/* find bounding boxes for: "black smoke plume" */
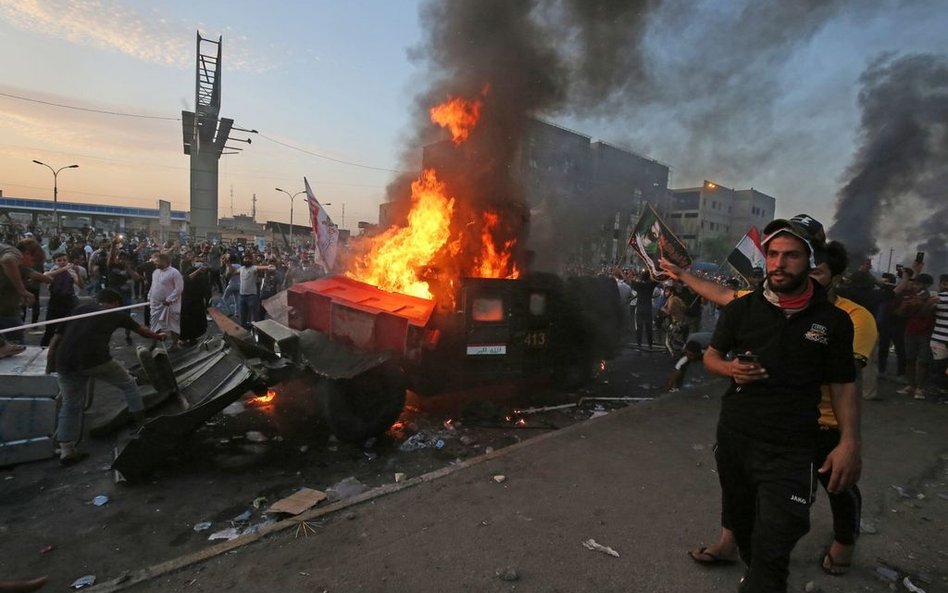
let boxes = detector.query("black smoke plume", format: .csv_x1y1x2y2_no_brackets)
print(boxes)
382,0,657,276
829,53,948,273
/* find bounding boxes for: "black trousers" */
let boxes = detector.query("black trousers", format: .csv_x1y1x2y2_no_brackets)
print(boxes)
815,427,861,546
716,424,818,593
878,321,906,375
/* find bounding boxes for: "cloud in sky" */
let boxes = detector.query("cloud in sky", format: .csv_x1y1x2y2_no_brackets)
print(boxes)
0,0,272,72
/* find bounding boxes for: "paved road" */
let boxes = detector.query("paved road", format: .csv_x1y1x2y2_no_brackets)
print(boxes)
116,375,947,593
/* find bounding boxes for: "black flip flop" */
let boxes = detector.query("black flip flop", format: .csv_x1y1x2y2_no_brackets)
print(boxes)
688,546,738,566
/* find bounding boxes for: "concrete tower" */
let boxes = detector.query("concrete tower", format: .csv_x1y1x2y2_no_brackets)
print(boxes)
181,32,233,240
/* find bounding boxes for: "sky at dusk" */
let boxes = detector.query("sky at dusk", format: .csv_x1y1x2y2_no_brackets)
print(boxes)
0,0,943,258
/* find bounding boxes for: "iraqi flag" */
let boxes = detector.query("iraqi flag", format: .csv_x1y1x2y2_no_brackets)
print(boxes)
304,177,338,270
628,203,692,280
726,226,765,283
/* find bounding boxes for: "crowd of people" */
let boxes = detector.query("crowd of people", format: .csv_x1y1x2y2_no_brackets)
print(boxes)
0,225,331,354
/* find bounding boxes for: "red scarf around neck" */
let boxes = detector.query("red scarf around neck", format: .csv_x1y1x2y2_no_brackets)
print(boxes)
776,278,814,310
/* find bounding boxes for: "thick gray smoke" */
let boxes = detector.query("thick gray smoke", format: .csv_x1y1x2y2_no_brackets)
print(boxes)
384,0,656,275
386,0,935,276
829,53,948,274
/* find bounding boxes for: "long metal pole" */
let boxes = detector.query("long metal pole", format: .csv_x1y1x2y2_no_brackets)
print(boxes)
289,196,294,248
52,169,59,235
0,302,148,335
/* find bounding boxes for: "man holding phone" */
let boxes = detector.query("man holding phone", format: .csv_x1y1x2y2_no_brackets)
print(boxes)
701,215,859,592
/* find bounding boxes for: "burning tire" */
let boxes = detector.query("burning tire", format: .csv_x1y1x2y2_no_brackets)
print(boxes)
316,363,407,443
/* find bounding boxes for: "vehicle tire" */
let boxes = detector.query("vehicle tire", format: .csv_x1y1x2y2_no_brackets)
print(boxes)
316,363,407,443
553,352,594,391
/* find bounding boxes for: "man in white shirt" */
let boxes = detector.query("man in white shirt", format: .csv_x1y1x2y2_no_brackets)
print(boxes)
148,252,183,347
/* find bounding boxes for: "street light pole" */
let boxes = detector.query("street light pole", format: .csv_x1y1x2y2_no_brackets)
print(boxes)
33,160,78,236
275,187,305,249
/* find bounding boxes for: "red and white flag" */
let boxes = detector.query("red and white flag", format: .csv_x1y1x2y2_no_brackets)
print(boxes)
304,177,338,270
726,226,765,283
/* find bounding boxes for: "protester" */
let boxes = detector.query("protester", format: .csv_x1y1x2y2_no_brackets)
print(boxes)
667,239,876,577
895,265,936,399
877,271,908,378
238,255,273,328
39,253,82,347
614,272,633,337
663,332,711,392
52,289,166,465
0,239,48,347
148,252,184,349
630,271,657,349
179,257,212,345
660,283,688,354
698,215,860,592
932,274,948,387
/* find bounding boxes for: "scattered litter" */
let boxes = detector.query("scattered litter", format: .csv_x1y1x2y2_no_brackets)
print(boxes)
326,477,368,502
434,439,445,449
804,580,820,593
364,450,378,462
252,497,268,509
582,538,619,558
39,544,54,554
589,410,608,419
92,495,109,507
903,577,927,593
300,445,309,453
208,527,241,541
493,475,506,484
245,431,268,443
496,567,519,582
938,493,948,501
399,432,432,452
577,396,653,406
874,565,900,583
860,519,878,534
910,428,928,435
233,509,253,522
460,435,475,446
267,488,327,515
222,401,245,416
70,575,96,589
344,512,356,520
294,520,322,538
514,403,577,415
692,444,705,451
394,472,407,483
484,447,494,454
892,484,919,498
193,522,212,532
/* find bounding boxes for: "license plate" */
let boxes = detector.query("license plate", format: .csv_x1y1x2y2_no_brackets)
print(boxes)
466,344,507,355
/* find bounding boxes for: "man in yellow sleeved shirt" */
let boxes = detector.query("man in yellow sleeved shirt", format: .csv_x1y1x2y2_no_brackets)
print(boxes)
661,240,878,577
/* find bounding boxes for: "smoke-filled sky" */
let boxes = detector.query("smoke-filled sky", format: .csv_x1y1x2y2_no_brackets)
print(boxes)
0,0,943,267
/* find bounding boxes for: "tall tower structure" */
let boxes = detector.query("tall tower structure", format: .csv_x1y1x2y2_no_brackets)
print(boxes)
181,32,234,239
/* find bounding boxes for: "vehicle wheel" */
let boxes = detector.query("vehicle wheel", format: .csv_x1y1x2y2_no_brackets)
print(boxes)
316,363,407,443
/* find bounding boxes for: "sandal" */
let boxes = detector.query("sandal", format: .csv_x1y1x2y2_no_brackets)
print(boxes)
689,546,738,566
820,547,851,576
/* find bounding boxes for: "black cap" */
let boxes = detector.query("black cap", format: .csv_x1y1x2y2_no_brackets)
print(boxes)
762,214,826,268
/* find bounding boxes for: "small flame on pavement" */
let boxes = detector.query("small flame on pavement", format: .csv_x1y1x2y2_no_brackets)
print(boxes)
515,418,527,427
600,360,607,372
250,389,277,406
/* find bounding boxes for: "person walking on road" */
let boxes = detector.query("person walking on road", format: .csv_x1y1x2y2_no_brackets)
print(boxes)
148,252,183,349
700,215,860,592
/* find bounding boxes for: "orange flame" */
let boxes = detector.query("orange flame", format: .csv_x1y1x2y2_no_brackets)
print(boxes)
347,169,455,299
430,95,483,145
472,212,520,279
250,389,277,406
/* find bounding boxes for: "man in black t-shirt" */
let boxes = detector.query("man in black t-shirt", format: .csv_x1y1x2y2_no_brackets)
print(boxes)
703,215,860,593
53,289,165,465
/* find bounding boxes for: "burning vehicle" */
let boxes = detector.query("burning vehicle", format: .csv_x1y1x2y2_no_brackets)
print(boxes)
112,92,623,477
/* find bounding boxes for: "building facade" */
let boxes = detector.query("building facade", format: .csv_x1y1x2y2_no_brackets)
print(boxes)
667,182,776,261
420,119,671,272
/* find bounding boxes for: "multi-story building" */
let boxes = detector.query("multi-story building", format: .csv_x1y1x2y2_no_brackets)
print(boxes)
420,118,670,271
667,182,776,261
